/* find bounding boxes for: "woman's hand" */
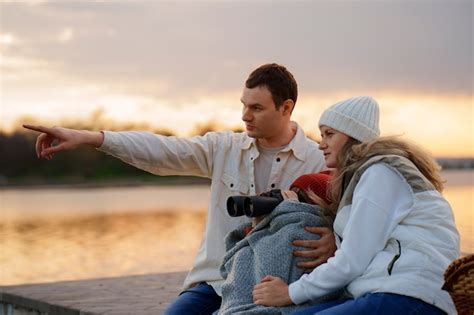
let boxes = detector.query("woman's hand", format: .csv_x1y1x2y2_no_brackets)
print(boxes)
253,275,292,307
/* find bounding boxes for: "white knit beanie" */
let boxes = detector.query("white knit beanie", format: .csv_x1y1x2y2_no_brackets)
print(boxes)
319,96,380,142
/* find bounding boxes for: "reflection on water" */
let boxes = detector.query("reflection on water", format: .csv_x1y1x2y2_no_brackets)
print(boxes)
442,170,474,256
1,170,472,285
444,186,474,254
1,211,206,285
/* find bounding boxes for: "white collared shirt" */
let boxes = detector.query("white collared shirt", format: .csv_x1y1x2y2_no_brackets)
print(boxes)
98,122,326,294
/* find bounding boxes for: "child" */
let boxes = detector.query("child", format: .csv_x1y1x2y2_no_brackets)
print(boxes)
219,172,342,315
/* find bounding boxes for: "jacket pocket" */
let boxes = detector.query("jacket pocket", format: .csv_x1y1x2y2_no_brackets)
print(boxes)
362,251,395,279
387,239,401,275
221,172,249,194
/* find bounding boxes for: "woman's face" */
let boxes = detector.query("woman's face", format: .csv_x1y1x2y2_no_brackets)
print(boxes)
319,125,350,168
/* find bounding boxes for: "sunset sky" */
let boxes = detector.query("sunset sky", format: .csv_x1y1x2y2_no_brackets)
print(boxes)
1,1,472,157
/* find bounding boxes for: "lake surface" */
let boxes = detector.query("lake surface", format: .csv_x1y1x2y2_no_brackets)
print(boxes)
1,170,472,285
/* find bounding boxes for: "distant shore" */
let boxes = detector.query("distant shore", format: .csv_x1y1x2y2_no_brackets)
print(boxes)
2,129,471,190
2,167,472,190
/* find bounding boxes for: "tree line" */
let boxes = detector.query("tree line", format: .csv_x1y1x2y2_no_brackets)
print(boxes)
1,116,471,187
1,115,241,187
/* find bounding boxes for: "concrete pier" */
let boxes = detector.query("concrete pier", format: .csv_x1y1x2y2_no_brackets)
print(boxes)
0,271,187,315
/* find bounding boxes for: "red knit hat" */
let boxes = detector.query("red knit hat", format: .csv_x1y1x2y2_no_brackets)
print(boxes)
289,172,332,205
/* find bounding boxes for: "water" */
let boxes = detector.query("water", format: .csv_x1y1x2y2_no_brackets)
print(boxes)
1,170,472,286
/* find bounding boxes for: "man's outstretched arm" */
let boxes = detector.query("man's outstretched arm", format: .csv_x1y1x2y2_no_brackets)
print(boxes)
23,124,104,160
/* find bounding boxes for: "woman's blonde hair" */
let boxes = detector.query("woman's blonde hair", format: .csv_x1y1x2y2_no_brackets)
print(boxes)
329,136,444,214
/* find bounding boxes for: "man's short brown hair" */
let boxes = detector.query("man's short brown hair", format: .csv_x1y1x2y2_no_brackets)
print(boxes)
245,63,298,110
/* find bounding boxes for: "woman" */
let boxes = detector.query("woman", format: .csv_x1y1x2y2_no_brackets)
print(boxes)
252,96,460,314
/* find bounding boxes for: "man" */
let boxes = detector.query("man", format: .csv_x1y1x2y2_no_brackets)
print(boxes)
24,63,335,314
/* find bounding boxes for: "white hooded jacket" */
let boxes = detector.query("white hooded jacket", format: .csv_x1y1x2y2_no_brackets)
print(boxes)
289,155,460,314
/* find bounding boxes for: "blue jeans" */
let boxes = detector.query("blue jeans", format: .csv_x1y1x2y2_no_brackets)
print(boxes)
163,282,221,315
291,293,445,315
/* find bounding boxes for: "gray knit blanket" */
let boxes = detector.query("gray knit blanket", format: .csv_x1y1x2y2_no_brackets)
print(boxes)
219,200,342,315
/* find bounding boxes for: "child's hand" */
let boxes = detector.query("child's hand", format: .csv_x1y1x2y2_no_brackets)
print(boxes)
280,190,299,201
253,275,292,306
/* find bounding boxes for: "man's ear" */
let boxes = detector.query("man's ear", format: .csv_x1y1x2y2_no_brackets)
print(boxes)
282,99,295,115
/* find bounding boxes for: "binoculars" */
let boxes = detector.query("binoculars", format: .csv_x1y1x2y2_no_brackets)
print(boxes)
226,189,284,217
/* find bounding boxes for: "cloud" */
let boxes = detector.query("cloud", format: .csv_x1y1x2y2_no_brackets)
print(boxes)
0,33,15,45
1,1,472,157
0,1,471,102
57,27,74,43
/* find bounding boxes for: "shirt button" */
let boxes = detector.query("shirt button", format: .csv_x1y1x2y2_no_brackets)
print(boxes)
230,183,234,188
250,157,254,160
276,157,281,162
251,184,254,188
271,183,275,188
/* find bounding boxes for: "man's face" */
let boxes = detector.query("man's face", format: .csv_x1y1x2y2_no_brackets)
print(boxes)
240,86,288,142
